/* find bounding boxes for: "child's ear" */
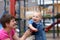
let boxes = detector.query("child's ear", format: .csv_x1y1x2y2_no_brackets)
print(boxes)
28,16,32,20
26,16,32,20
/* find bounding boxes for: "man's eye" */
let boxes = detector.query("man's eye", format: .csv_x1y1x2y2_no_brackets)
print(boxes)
12,20,15,22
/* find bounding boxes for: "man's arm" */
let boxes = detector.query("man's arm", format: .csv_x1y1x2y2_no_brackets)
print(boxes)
13,33,20,40
20,29,32,40
5,38,10,40
13,30,32,40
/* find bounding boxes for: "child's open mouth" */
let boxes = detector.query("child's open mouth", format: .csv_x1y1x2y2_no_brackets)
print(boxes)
34,19,37,21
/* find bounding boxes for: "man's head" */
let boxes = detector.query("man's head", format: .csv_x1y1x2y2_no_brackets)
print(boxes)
32,11,42,23
0,14,17,29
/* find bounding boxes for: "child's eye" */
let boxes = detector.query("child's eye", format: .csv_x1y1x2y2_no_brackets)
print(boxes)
33,16,35,17
36,16,39,18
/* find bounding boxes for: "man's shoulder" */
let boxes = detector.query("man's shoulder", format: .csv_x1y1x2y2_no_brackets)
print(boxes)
0,29,9,39
0,29,3,34
0,29,5,39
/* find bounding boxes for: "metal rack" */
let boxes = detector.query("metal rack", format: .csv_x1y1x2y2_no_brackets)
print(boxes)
3,0,60,38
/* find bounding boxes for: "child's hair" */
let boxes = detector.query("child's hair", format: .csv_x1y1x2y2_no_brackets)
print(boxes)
34,11,42,18
0,14,15,28
26,11,42,20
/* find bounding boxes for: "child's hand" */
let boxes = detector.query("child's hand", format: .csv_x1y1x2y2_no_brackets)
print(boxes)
31,28,38,32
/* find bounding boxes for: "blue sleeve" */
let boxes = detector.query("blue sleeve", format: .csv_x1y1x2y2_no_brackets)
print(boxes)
28,19,33,24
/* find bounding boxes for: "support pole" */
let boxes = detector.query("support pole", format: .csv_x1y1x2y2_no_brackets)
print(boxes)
43,0,45,26
17,0,21,37
56,0,59,37
4,0,6,14
52,0,55,38
40,0,41,12
24,0,26,32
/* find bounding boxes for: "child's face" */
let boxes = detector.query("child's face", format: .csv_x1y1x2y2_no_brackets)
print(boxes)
6,19,17,29
32,12,42,23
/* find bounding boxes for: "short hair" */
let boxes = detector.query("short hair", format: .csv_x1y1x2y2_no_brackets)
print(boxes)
33,11,42,17
0,14,15,28
26,11,42,20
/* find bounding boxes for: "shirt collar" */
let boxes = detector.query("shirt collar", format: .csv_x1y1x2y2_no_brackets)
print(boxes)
36,21,42,25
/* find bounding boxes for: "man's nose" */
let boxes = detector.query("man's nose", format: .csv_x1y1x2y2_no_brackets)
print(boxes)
14,21,17,24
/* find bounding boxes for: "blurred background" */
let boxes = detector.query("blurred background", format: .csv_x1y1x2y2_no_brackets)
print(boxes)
0,0,60,40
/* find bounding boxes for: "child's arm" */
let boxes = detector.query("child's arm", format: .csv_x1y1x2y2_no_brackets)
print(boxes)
28,24,38,32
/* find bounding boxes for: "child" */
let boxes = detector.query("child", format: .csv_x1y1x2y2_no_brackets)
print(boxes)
21,11,47,40
0,14,24,40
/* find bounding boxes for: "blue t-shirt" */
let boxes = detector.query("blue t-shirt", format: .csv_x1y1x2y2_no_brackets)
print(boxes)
28,19,46,40
28,19,44,30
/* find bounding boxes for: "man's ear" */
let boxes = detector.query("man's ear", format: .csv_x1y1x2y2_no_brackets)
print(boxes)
5,23,9,27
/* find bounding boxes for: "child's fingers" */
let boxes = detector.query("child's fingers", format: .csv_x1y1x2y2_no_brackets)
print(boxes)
31,28,38,32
